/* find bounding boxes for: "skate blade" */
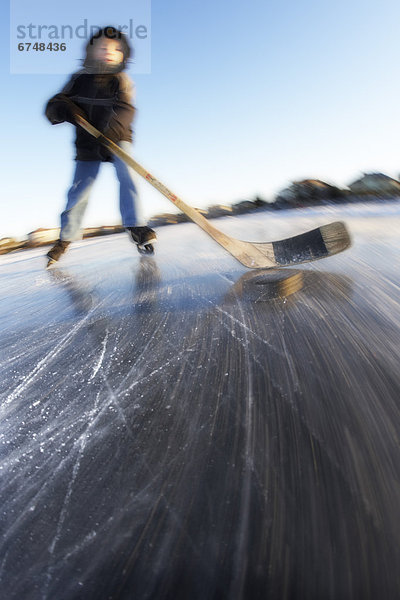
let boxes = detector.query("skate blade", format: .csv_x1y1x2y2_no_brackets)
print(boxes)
46,258,58,269
137,243,155,255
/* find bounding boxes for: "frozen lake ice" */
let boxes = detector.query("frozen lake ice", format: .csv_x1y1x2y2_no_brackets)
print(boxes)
1,204,399,599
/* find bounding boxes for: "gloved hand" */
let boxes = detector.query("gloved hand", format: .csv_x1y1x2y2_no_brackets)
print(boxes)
45,94,87,125
59,96,87,124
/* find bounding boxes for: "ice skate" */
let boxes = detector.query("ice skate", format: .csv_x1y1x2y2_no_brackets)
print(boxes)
126,226,157,255
46,240,70,268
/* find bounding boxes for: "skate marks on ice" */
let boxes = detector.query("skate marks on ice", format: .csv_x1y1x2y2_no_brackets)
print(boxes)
0,232,400,598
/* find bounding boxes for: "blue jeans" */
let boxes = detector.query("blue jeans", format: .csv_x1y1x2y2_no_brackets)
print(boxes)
60,141,144,241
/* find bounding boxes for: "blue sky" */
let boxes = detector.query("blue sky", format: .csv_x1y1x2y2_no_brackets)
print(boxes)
2,0,400,238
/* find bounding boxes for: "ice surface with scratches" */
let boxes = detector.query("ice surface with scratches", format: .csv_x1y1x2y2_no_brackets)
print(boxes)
0,205,400,599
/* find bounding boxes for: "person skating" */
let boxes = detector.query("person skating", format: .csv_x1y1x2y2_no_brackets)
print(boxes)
45,26,156,267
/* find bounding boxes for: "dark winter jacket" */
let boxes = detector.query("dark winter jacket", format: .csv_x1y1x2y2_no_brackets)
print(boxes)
45,69,136,162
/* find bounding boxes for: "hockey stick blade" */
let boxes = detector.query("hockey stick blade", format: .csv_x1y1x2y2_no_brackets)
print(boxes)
75,115,351,269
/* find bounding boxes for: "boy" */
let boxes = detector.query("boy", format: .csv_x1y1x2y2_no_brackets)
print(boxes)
45,26,156,266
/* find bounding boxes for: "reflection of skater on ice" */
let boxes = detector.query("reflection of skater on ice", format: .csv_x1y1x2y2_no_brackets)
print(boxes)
44,26,156,268
46,268,97,315
47,257,162,321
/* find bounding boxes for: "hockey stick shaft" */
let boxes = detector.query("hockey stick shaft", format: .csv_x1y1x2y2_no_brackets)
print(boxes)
75,116,242,254
74,115,351,269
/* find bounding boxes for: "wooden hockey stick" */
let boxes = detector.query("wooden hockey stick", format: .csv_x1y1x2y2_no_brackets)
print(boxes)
75,115,351,269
